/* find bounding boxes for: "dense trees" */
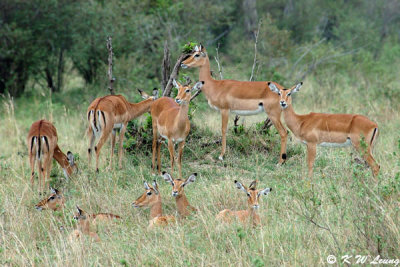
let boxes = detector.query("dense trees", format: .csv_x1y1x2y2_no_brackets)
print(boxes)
1,0,399,97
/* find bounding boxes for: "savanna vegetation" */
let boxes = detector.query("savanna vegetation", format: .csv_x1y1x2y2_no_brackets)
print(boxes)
1,0,400,265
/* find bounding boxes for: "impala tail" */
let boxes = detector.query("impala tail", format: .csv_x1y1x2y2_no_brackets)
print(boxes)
370,127,378,146
88,109,106,138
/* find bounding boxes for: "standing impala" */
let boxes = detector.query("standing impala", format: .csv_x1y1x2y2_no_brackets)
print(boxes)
28,120,77,192
150,80,204,177
162,171,197,217
87,90,155,172
217,180,272,226
181,45,287,163
132,180,176,230
268,82,380,177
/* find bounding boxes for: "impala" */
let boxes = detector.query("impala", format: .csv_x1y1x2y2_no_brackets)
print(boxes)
27,120,77,192
162,171,197,217
87,89,156,172
71,206,121,242
217,180,272,226
35,187,65,211
132,180,176,230
150,80,203,177
268,82,380,177
181,45,288,163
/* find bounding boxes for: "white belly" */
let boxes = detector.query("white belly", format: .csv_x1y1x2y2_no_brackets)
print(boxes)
301,138,352,147
231,104,264,116
113,123,123,130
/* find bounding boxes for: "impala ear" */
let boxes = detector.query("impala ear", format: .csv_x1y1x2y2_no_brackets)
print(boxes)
234,180,248,194
194,45,200,52
50,187,58,194
152,88,159,99
182,173,197,187
152,180,159,194
162,171,174,186
192,81,204,91
67,151,75,166
144,181,151,190
173,79,181,89
76,205,82,215
258,187,272,197
291,82,303,94
268,82,280,94
138,89,151,100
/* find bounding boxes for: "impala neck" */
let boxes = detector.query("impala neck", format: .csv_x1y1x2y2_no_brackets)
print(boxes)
176,102,189,129
176,194,191,216
53,146,72,176
127,98,153,121
283,104,302,134
198,55,215,96
247,208,261,225
149,197,163,219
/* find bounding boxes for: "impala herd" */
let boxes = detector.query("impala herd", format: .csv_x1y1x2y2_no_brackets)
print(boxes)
28,44,380,241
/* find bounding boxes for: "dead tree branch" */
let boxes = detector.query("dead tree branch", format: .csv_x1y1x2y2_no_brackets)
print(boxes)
162,53,187,97
214,43,224,80
107,36,115,95
161,41,171,92
249,20,261,82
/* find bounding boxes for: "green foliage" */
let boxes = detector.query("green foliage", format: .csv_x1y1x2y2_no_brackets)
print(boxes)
182,42,198,53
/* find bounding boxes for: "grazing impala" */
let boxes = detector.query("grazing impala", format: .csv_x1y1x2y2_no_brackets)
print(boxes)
181,45,288,163
217,180,272,226
70,206,122,242
28,120,77,192
87,90,156,172
268,82,380,177
162,171,197,217
151,80,204,177
35,187,65,211
132,180,176,230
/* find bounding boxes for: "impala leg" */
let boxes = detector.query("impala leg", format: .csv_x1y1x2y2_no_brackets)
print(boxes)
177,140,185,178
37,159,44,193
87,127,95,167
351,135,380,177
94,127,112,172
152,125,158,175
29,153,36,188
157,140,162,175
219,109,229,161
117,124,127,169
268,113,288,164
45,156,52,192
168,139,175,175
109,129,116,169
306,143,317,178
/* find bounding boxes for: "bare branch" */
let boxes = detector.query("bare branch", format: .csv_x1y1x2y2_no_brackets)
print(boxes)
162,53,188,97
190,90,202,101
249,20,261,82
107,36,115,95
161,41,171,92
214,43,223,80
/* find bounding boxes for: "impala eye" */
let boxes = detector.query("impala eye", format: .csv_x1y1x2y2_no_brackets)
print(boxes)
49,196,55,200
278,92,281,96
287,92,292,96
247,192,250,197
185,89,190,93
194,54,200,58
147,192,152,196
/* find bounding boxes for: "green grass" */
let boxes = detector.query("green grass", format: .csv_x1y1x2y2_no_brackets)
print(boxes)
0,76,399,266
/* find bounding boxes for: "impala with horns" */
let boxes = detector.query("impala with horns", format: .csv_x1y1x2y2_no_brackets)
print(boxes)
87,89,157,172
181,44,288,163
27,120,77,193
150,80,203,177
35,187,65,211
268,82,380,177
162,171,197,217
132,180,176,230
217,180,272,226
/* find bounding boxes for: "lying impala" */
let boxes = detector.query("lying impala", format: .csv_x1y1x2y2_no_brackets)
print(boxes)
217,180,272,226
70,206,121,242
28,120,77,192
150,80,203,177
87,89,156,172
132,180,175,230
268,82,380,177
181,45,288,163
35,187,65,211
162,171,197,217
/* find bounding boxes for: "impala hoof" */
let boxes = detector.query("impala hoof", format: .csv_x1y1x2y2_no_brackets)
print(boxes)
218,155,224,161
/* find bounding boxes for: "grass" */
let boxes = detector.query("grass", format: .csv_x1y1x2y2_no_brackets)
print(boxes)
0,76,399,266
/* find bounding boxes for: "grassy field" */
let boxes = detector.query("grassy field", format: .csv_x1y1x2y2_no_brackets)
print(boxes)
0,76,399,266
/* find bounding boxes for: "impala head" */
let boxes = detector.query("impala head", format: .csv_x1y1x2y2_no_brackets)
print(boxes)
35,187,65,211
181,44,207,69
174,80,204,104
137,89,156,100
132,181,160,208
65,151,78,177
268,82,303,109
234,180,272,210
73,205,88,220
162,171,197,197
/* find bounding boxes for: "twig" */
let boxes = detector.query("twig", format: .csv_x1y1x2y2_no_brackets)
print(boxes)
106,36,115,95
190,90,202,101
161,41,171,92
214,43,223,80
249,20,261,82
162,53,187,97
